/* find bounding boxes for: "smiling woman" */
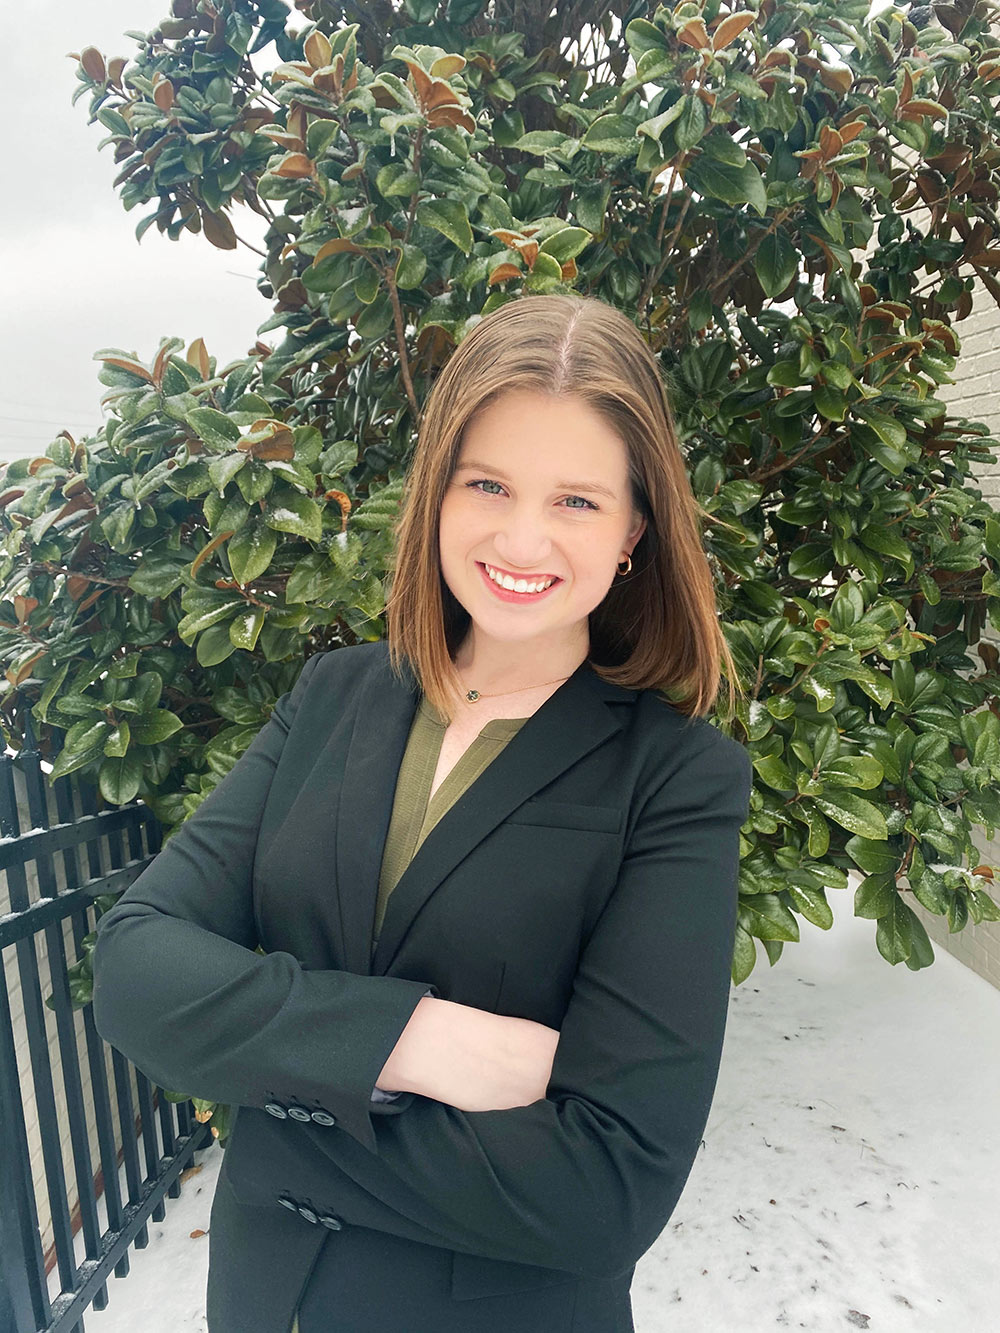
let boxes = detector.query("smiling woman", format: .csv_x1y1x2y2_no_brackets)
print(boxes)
434,389,648,699
386,293,739,725
91,292,753,1333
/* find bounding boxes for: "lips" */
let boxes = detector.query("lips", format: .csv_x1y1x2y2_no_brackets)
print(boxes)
475,562,562,603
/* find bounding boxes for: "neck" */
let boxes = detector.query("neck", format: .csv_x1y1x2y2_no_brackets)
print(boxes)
453,625,590,696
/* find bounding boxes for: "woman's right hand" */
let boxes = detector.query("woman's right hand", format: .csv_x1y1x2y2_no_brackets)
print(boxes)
376,996,560,1112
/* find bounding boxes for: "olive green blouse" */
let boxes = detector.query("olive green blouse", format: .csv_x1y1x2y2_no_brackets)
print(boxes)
372,695,529,952
290,696,528,1333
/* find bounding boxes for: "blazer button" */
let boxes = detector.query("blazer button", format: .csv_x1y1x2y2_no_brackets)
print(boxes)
310,1109,337,1127
318,1214,343,1231
264,1102,288,1119
277,1195,299,1212
286,1104,313,1122
297,1205,319,1225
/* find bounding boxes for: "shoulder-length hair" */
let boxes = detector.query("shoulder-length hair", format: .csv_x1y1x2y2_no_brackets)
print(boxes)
384,292,743,723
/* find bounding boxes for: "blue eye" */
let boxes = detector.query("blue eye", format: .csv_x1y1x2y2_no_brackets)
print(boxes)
464,479,597,511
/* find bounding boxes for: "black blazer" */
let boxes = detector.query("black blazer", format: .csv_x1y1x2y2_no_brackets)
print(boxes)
92,640,752,1333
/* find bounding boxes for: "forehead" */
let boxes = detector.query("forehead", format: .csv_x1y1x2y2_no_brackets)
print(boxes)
459,390,628,468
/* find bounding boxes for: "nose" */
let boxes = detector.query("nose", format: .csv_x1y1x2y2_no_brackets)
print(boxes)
493,501,553,570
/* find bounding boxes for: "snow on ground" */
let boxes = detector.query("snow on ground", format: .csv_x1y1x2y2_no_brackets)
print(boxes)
69,885,999,1332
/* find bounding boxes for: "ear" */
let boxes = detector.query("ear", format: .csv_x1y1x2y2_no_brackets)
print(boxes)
626,512,647,551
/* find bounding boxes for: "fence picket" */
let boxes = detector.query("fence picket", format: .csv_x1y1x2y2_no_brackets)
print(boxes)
0,744,210,1332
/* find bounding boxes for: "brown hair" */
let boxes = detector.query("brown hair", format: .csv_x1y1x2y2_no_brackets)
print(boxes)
384,293,743,723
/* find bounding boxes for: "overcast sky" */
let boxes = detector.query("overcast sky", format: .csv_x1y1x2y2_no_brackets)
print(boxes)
0,0,286,463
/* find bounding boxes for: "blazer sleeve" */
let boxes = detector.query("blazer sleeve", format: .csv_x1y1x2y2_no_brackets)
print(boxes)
90,650,437,1153
269,728,752,1279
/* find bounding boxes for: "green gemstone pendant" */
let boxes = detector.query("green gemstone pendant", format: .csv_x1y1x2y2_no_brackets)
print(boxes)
466,689,481,702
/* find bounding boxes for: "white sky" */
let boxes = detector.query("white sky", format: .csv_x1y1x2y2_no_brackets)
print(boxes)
0,0,286,463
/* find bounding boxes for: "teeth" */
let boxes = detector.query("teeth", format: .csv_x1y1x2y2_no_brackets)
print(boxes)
485,564,554,594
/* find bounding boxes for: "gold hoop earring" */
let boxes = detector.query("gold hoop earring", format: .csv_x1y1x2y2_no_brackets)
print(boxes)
616,554,632,576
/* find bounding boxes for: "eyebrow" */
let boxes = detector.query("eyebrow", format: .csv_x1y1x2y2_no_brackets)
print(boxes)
454,460,620,502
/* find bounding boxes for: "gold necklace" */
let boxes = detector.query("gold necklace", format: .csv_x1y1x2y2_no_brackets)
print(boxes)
461,672,574,704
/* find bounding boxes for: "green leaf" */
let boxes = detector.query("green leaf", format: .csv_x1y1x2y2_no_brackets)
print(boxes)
50,740,105,783
821,360,854,391
856,407,908,451
99,754,143,806
970,888,1000,922
227,520,277,586
731,924,757,984
128,551,189,594
820,755,884,789
700,133,747,168
395,243,427,288
34,661,71,725
512,130,569,155
573,181,611,235
767,360,801,388
53,692,104,719
187,407,242,451
788,543,836,579
177,596,244,644
741,893,801,942
637,100,685,143
208,453,248,493
537,227,591,263
354,265,380,304
98,107,132,137
903,909,934,970
263,489,323,543
911,866,949,915
355,290,394,340
674,95,707,153
875,893,916,964
416,198,473,254
626,17,671,59
787,882,833,929
946,891,969,933
809,792,887,839
229,606,266,651
814,384,848,421
375,163,420,197
129,710,184,744
857,525,914,576
104,722,131,758
196,620,238,667
581,115,638,154
791,803,830,858
845,835,899,875
685,157,767,216
853,424,909,476
101,502,135,551
754,230,798,297
753,753,797,791
854,871,895,919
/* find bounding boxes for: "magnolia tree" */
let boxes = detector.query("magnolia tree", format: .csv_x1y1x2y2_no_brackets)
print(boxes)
2,0,1000,1008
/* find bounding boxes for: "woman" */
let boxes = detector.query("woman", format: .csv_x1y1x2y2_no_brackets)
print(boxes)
92,293,752,1333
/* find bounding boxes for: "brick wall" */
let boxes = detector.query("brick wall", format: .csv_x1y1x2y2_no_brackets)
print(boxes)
909,277,1000,988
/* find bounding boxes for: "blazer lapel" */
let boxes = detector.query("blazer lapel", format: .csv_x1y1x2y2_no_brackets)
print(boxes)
334,647,420,976
369,659,634,977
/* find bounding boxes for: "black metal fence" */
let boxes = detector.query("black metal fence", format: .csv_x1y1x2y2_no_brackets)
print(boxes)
0,714,211,1333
